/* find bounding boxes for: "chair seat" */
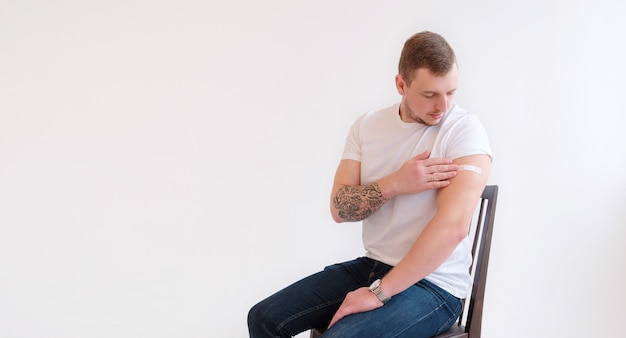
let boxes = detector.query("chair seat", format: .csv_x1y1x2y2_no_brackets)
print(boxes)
311,325,467,338
432,324,467,338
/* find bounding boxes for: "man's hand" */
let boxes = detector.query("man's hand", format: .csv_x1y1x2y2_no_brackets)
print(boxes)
327,287,383,329
380,150,458,197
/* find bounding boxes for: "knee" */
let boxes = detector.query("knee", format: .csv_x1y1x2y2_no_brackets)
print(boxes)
247,302,263,333
247,300,275,337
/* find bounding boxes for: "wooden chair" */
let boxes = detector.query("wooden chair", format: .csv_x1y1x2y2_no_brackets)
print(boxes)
310,185,499,338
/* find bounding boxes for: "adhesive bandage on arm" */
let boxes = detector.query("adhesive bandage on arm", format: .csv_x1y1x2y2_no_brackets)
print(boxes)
458,164,482,174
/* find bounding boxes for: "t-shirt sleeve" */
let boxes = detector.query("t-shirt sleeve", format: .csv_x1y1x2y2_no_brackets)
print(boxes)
341,115,364,162
444,115,494,161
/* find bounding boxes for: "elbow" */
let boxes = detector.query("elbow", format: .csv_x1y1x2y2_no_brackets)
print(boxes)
439,226,467,251
442,219,472,247
456,218,473,243
330,208,345,223
451,226,468,244
433,212,473,246
330,194,347,223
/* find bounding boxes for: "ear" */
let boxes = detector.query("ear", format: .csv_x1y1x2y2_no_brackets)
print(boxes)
395,74,407,95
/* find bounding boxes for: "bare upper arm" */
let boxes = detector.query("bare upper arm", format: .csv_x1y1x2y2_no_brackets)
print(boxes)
331,159,361,191
434,154,492,233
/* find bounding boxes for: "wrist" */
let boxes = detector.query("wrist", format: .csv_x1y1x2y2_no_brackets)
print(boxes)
368,279,391,304
376,176,398,199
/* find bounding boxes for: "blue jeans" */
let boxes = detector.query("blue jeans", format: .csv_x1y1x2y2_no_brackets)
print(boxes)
248,257,463,338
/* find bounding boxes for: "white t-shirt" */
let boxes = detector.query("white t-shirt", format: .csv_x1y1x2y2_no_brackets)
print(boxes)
341,102,493,298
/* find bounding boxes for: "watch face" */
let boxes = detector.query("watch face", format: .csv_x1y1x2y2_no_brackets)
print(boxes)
369,279,389,303
369,279,381,291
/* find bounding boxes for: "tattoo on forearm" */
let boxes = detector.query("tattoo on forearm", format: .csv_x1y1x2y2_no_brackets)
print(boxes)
333,182,389,221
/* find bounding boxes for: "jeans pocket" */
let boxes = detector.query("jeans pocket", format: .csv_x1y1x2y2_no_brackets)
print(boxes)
367,260,393,284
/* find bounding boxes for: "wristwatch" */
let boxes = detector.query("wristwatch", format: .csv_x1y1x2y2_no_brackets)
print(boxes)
368,279,391,304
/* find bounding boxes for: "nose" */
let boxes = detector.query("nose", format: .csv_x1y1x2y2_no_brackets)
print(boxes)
435,96,448,112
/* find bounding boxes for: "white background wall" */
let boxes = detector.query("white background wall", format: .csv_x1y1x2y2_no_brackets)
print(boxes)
1,1,625,337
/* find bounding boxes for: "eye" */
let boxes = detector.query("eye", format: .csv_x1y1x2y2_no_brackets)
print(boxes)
422,93,435,98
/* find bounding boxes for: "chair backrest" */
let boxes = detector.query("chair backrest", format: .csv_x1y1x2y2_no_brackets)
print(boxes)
312,185,499,338
456,184,499,337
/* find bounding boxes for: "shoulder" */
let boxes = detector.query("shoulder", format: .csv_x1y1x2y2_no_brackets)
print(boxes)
435,104,493,160
348,103,401,137
439,104,486,134
441,104,477,124
360,103,400,123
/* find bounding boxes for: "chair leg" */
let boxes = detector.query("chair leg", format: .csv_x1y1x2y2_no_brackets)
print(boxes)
310,328,324,338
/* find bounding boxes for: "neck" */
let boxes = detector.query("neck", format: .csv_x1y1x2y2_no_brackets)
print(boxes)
398,102,427,125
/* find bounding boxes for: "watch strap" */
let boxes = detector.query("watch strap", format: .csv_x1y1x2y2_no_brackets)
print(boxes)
369,279,390,304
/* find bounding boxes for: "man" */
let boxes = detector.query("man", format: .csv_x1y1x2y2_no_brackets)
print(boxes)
248,31,493,338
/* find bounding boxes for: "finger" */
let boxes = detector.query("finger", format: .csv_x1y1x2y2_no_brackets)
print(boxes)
428,180,452,188
423,157,454,166
327,301,348,329
410,150,430,161
430,171,456,182
433,164,459,173
327,314,339,329
425,173,436,183
435,171,457,180
327,310,345,329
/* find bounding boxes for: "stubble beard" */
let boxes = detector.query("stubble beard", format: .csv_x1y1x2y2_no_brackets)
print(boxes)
401,102,440,126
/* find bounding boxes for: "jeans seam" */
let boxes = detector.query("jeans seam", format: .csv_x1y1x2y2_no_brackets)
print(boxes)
393,284,461,338
434,299,463,335
433,296,463,335
393,301,445,338
273,298,344,336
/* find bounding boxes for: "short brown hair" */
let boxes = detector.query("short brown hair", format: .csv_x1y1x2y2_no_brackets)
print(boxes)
398,31,456,85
